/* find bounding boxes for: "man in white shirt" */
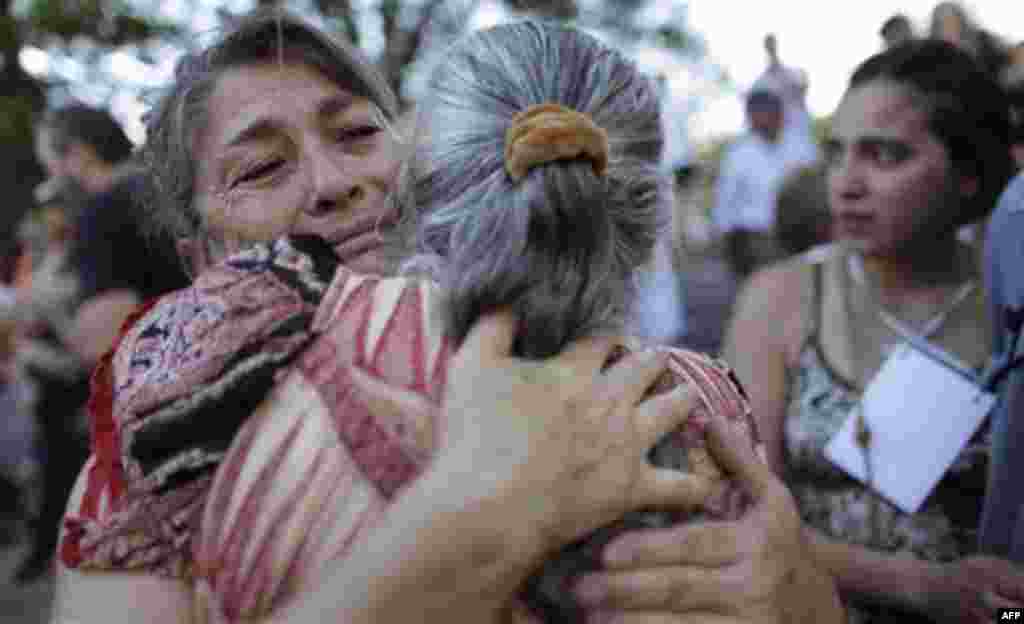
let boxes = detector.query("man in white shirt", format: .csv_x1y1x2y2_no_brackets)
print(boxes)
714,89,816,278
754,34,819,163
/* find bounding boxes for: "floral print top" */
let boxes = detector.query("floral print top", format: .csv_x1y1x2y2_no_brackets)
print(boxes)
783,260,989,624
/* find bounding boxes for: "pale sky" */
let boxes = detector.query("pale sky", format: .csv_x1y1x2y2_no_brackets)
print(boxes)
686,0,1023,141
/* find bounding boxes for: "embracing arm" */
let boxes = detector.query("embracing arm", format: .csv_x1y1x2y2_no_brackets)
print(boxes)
551,264,845,624
53,458,541,624
51,458,194,624
271,457,546,624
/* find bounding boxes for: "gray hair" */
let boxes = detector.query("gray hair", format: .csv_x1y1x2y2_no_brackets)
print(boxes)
138,8,398,242
397,20,670,358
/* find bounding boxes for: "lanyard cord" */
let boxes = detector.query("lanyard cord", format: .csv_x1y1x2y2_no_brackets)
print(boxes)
847,253,977,344
846,253,977,544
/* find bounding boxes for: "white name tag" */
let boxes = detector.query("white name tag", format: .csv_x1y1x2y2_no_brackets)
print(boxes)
825,345,995,514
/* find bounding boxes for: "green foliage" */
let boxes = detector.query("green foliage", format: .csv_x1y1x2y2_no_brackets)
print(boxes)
812,114,832,145
653,24,692,52
20,0,177,43
0,15,17,52
0,96,36,144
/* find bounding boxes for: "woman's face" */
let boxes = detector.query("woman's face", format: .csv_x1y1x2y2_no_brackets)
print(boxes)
824,80,972,257
192,61,401,274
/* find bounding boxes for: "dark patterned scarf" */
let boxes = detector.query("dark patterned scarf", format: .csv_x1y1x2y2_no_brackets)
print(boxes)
63,236,339,576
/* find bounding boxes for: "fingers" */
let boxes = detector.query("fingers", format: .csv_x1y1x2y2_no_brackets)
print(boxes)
983,589,1023,612
634,384,697,449
703,414,774,500
545,335,624,395
630,468,713,516
602,348,670,407
455,309,518,366
602,521,744,570
574,566,741,614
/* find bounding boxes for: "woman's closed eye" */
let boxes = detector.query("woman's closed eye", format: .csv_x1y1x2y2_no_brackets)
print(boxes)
332,124,382,145
232,158,286,187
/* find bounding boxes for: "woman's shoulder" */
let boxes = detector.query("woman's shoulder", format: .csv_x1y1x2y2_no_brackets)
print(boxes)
110,241,327,430
312,268,450,400
728,244,840,362
735,244,836,318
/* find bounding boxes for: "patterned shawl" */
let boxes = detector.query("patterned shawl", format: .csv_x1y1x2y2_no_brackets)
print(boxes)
61,236,339,577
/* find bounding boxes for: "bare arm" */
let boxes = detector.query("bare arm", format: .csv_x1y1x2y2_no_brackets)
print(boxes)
721,265,933,610
67,290,141,365
721,263,803,476
51,458,194,624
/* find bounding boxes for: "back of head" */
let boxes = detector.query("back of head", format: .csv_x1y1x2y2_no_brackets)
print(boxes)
140,8,397,242
400,20,667,358
41,103,133,166
775,165,831,255
879,14,913,46
745,89,783,141
929,1,971,39
850,39,1013,225
746,89,783,114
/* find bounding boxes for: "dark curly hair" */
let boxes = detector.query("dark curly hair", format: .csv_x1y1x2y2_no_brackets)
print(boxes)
849,39,1013,226
40,104,134,165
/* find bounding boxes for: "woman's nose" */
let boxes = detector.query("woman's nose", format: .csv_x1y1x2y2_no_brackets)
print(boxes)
829,157,867,201
304,146,365,217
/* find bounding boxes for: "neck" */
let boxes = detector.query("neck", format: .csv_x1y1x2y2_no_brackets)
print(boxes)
82,163,119,195
850,235,971,294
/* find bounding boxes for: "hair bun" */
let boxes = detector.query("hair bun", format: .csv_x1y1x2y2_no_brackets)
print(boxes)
504,103,609,181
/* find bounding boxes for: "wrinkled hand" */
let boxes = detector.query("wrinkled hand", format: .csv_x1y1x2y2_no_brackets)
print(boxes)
923,555,1024,623
571,416,844,624
438,311,709,554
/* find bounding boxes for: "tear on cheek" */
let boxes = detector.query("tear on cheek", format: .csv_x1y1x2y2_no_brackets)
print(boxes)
206,191,304,244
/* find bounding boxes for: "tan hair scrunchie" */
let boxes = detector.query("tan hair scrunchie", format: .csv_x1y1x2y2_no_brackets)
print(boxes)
504,103,609,181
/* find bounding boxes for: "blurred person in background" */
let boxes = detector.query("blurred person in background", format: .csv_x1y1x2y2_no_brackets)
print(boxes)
754,33,818,164
1003,42,1024,170
35,104,190,365
980,173,1024,568
880,14,916,50
724,40,1022,622
15,104,190,584
929,2,1010,81
713,89,817,280
774,164,833,257
0,293,33,548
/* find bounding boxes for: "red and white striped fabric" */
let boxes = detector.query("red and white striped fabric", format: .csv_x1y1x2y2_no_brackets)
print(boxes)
191,267,756,623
